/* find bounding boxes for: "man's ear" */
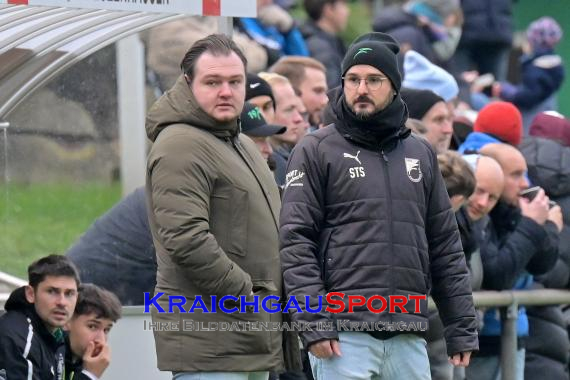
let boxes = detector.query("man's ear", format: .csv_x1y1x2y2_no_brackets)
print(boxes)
24,285,35,304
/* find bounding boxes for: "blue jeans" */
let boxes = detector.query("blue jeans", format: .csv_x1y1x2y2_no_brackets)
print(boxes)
309,332,431,380
464,348,525,380
172,372,269,380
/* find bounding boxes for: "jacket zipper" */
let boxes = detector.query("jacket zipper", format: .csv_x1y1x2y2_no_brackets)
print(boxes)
381,149,395,319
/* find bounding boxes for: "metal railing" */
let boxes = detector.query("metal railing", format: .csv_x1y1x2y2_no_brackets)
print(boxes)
2,289,569,379
471,290,570,380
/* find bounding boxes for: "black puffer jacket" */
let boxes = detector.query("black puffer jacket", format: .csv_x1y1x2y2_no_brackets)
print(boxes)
520,136,570,380
280,93,478,356
0,287,66,380
459,0,513,46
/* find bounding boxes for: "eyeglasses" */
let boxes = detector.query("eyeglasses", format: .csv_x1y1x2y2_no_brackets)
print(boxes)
342,75,388,91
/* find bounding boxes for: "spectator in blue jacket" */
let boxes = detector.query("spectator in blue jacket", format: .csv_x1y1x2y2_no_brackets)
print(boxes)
493,17,565,133
237,0,309,67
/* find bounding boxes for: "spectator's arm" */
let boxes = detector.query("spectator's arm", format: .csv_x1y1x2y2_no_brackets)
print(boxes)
280,135,337,348
481,216,557,290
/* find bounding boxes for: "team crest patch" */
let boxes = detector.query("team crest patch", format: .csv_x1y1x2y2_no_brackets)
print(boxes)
405,158,422,183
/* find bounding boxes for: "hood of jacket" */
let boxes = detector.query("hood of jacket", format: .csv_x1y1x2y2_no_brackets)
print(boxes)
373,6,416,34
5,286,33,313
520,136,570,198
146,75,240,142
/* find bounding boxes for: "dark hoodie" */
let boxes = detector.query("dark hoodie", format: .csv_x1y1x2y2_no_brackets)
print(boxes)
280,87,479,355
300,20,346,88
0,287,66,380
372,5,436,64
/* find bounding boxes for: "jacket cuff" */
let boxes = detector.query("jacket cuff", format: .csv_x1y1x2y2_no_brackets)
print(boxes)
301,328,339,350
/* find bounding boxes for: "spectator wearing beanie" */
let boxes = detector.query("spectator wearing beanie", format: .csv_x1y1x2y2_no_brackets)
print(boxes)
493,17,565,133
529,111,570,147
401,87,453,153
459,101,523,153
282,31,478,380
246,73,277,123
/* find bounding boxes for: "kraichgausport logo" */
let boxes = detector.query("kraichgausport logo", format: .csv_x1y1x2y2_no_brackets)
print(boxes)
354,47,373,59
144,292,427,314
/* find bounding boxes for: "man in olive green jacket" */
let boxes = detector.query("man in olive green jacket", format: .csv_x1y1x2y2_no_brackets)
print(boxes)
145,34,284,379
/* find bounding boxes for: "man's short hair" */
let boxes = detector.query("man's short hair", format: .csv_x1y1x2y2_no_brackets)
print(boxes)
304,0,343,21
74,284,122,322
269,56,326,93
258,72,291,88
437,151,476,199
28,255,80,289
180,34,247,78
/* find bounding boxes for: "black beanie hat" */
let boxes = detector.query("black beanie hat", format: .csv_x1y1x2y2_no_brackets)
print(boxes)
400,87,444,120
246,73,275,107
341,32,402,92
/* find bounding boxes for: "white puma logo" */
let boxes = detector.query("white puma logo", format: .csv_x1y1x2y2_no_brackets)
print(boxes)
343,151,361,165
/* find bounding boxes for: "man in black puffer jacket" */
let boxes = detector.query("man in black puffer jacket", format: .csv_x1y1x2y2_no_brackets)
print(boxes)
280,32,478,380
520,112,570,380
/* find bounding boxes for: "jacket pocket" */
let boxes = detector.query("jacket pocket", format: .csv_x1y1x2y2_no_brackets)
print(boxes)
210,185,249,257
227,186,249,257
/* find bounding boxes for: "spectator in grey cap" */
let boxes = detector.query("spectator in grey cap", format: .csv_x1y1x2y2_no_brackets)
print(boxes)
280,31,478,380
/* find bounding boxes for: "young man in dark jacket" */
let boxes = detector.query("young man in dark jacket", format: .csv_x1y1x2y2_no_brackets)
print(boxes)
64,284,122,380
0,255,80,380
301,0,349,88
280,32,478,380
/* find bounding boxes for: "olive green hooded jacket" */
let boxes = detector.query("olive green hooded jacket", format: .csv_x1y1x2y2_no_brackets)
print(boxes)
145,75,283,372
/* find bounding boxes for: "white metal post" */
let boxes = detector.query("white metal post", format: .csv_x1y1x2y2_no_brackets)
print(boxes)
116,34,147,197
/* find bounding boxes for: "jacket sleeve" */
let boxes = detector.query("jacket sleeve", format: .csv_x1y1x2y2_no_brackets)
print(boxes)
500,64,563,109
481,217,559,291
0,332,43,380
147,134,252,298
279,135,338,348
424,146,479,356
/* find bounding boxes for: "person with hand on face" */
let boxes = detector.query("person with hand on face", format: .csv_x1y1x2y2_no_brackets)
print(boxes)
280,32,478,380
64,284,122,380
465,143,560,380
0,255,80,380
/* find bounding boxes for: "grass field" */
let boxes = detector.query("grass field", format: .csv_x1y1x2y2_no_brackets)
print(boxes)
0,182,122,278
